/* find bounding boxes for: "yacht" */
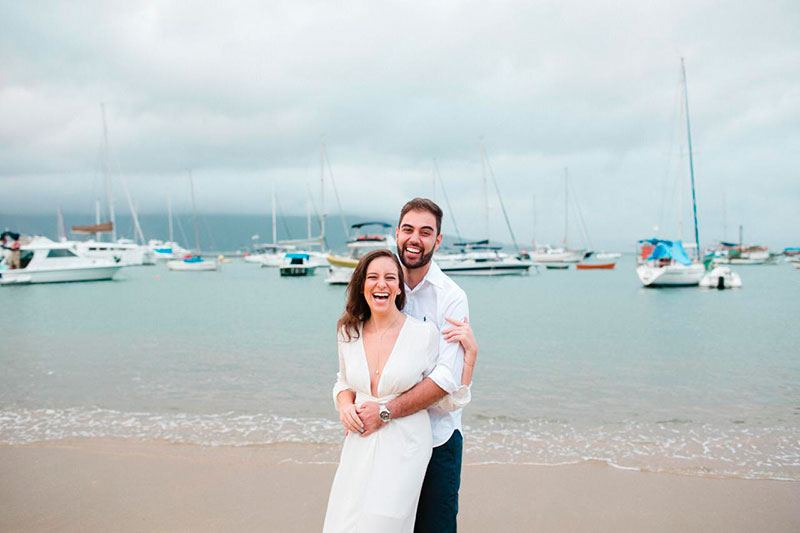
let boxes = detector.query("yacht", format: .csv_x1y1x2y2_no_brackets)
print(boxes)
523,244,587,265
438,241,532,276
325,222,395,285
0,237,123,285
74,239,156,266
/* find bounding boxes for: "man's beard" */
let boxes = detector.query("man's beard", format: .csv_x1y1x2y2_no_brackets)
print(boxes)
397,243,435,269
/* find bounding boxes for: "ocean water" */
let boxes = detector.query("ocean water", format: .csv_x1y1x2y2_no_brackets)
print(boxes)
1,257,799,480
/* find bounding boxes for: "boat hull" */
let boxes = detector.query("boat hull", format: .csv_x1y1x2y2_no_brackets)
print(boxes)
166,260,219,271
700,267,742,289
576,263,616,270
0,265,122,284
439,263,531,276
636,263,704,287
280,267,316,277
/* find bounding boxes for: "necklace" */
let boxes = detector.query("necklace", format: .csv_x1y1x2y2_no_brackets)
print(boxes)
370,313,401,375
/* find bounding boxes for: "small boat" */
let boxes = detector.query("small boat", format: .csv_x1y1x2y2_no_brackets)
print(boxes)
524,245,586,265
783,247,800,257
699,266,742,289
0,237,122,285
576,251,621,270
280,253,316,277
166,255,218,271
438,241,531,276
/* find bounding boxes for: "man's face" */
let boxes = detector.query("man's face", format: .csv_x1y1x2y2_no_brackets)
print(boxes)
396,209,442,270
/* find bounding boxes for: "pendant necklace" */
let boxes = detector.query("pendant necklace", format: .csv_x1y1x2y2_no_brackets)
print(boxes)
372,312,400,375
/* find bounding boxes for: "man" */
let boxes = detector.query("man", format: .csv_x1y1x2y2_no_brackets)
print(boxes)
357,198,477,533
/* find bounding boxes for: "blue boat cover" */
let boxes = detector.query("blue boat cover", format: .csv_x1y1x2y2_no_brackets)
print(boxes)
285,253,310,259
639,239,692,265
184,256,204,263
155,248,173,253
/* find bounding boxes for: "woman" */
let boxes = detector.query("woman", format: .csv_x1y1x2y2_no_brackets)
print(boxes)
323,249,473,532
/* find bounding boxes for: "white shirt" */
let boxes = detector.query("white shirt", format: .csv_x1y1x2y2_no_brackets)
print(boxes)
403,260,469,447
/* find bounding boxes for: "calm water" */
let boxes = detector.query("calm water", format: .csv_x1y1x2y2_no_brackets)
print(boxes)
1,257,799,480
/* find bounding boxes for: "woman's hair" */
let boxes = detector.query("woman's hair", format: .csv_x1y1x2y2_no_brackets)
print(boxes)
337,249,406,342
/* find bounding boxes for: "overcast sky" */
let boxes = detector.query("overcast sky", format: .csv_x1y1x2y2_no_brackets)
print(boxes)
1,0,798,249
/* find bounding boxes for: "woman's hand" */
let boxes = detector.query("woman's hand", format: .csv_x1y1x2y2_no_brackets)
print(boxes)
338,401,365,436
443,316,477,385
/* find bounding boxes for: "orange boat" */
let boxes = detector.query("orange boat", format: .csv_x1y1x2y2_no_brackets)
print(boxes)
576,262,616,270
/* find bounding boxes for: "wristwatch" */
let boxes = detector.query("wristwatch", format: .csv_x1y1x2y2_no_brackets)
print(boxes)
379,403,391,423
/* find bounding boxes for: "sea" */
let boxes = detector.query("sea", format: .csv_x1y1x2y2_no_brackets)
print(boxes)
1,257,799,481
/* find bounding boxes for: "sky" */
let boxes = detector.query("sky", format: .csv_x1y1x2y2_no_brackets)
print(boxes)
1,0,798,250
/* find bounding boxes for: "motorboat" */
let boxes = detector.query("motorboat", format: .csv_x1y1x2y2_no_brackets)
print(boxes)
700,266,742,289
74,239,156,266
438,241,532,276
280,253,316,277
0,237,123,285
523,245,587,265
166,256,219,271
576,251,621,270
325,222,396,285
636,239,705,287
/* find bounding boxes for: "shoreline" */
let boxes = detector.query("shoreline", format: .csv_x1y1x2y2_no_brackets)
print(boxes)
2,439,799,532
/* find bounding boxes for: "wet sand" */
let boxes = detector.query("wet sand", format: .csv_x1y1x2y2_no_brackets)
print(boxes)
1,439,798,532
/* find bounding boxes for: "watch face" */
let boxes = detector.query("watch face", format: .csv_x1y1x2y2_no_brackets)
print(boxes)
380,411,390,422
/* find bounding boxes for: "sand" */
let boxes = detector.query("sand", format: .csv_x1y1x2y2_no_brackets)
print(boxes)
1,439,798,532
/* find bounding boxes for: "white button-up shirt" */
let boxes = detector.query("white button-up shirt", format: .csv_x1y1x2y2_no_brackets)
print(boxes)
403,260,469,447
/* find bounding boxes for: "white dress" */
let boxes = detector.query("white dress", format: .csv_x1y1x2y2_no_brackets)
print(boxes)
323,316,440,533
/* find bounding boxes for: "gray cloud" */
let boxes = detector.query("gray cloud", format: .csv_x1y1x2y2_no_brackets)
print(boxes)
1,0,799,249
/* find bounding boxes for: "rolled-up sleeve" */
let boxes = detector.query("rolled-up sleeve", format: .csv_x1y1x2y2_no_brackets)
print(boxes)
425,292,469,395
332,339,351,410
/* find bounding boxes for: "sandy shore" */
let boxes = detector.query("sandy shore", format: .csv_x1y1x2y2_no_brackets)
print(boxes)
1,439,798,532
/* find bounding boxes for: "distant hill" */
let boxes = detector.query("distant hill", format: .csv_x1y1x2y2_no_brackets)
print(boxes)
0,213,478,253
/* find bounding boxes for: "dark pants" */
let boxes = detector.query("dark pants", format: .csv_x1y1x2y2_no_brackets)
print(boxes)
415,430,463,533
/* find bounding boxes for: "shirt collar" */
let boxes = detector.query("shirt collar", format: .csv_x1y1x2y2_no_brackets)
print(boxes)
407,259,446,291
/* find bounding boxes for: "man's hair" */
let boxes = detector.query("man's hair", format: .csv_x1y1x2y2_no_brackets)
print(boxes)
398,198,443,235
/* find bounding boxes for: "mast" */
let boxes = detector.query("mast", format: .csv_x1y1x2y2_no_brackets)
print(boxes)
57,203,66,242
563,167,569,246
722,191,727,241
94,199,101,241
188,171,201,253
433,159,463,241
101,103,116,241
320,139,327,246
532,194,537,249
306,186,312,239
168,197,174,243
681,58,701,258
480,138,489,241
271,181,277,244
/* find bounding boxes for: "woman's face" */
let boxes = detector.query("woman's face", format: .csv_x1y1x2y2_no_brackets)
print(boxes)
363,256,401,314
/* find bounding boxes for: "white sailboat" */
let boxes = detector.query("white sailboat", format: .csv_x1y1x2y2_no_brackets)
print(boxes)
325,222,396,284
166,172,219,272
437,140,531,276
637,59,708,288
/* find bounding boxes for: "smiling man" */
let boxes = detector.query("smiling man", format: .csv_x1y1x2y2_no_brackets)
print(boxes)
356,197,477,533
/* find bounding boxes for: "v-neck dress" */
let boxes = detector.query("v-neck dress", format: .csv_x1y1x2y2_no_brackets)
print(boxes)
323,316,439,533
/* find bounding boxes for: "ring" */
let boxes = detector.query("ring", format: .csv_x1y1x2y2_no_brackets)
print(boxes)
358,428,365,434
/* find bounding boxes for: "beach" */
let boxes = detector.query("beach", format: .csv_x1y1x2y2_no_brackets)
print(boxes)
2,439,798,532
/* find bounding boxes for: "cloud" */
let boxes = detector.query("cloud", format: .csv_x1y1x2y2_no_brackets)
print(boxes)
1,0,799,248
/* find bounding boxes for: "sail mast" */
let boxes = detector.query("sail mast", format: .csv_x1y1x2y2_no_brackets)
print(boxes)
168,197,174,243
271,181,277,244
563,167,569,246
480,138,489,241
101,103,116,241
188,170,201,253
681,58,701,258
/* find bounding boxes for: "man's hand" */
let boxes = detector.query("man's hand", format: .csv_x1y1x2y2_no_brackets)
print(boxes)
443,316,477,366
356,402,386,437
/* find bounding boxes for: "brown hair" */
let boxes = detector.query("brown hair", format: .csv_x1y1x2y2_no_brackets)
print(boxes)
399,198,443,235
337,249,406,342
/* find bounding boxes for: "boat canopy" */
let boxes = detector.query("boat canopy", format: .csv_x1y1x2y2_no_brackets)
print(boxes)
183,256,204,263
285,253,310,259
639,239,692,265
351,222,393,229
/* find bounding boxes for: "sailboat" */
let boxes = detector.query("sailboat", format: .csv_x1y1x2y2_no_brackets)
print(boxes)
525,168,588,267
437,140,531,276
637,59,707,288
166,172,219,271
